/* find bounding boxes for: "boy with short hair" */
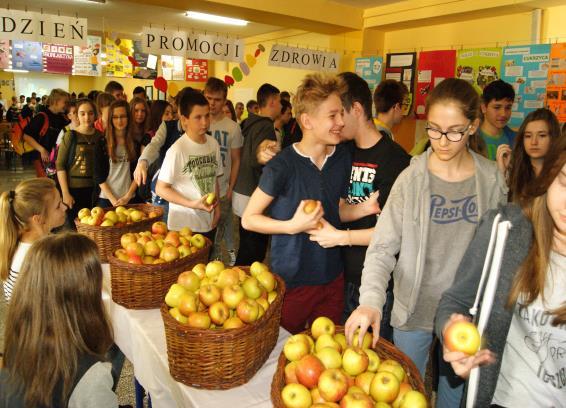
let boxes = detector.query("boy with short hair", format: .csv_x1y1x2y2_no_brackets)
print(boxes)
478,79,516,161
104,80,126,101
373,80,409,141
156,90,222,241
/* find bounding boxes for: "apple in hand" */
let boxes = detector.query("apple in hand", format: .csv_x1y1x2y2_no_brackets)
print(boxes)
317,368,348,402
444,320,481,355
370,371,400,403
351,329,373,349
311,316,336,340
205,192,217,205
284,335,311,362
295,354,325,389
342,347,369,376
281,383,312,408
303,199,318,214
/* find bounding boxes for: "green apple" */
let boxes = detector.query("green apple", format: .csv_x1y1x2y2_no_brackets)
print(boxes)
165,283,187,308
342,347,369,376
222,284,245,309
169,307,188,324
177,271,200,292
283,334,311,362
190,233,206,249
249,261,269,277
205,260,225,278
370,371,400,404
311,316,336,340
77,208,91,220
256,270,276,292
281,383,312,408
242,276,262,299
315,333,341,353
315,347,342,369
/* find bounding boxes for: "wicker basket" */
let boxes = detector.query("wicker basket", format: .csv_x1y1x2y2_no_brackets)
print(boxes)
107,238,211,309
75,203,164,262
160,268,286,390
270,326,426,407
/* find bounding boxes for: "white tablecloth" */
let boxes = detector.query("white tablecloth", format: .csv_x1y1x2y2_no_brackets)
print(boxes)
101,264,290,408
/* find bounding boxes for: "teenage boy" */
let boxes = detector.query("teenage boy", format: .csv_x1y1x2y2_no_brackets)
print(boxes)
233,84,281,265
309,72,410,340
204,77,244,265
478,79,516,161
155,90,222,241
105,80,126,101
373,80,409,141
242,74,377,333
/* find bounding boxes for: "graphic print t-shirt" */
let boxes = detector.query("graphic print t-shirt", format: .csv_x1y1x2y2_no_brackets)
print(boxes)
210,117,243,197
158,134,223,232
493,251,566,407
479,126,516,161
403,172,478,331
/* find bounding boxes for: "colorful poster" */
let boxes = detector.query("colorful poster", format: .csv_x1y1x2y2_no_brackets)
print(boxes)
456,48,502,94
11,40,42,71
0,40,10,69
104,37,133,78
385,52,416,115
355,56,383,92
185,59,208,82
42,43,74,74
415,50,457,119
73,35,101,76
161,55,184,80
546,43,566,122
501,44,551,128
133,40,157,80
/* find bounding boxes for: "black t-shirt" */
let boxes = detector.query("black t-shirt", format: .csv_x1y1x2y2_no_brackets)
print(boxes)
23,109,69,158
342,133,411,284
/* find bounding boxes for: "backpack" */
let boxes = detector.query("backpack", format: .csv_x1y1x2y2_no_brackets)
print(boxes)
10,112,49,156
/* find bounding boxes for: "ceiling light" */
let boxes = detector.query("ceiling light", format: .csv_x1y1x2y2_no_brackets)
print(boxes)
185,11,248,26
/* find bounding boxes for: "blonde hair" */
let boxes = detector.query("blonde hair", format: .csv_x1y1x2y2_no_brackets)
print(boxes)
0,178,56,281
3,233,113,407
293,73,346,128
47,88,70,106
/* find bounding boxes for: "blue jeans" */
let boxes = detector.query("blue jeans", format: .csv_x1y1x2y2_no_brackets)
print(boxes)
393,328,464,408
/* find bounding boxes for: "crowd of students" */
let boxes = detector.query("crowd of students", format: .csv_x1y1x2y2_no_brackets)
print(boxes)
0,72,564,407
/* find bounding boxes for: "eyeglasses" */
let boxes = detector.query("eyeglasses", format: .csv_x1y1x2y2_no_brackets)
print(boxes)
425,123,472,142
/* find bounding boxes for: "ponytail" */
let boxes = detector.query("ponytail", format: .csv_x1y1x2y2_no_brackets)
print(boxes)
0,178,56,280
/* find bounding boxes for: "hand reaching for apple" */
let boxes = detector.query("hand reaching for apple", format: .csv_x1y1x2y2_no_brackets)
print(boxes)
289,200,324,234
442,313,496,379
344,305,381,349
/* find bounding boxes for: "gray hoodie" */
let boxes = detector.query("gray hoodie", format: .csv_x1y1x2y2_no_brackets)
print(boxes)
358,148,508,328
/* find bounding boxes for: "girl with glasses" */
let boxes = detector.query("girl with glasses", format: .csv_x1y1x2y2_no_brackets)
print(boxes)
345,78,508,407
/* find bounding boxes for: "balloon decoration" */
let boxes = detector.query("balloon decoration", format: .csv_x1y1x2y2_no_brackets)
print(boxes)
154,76,168,93
224,44,265,87
168,81,180,97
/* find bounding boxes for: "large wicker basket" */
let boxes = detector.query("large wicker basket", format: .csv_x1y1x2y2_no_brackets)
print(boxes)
75,203,164,262
107,238,211,309
160,268,286,390
271,326,426,407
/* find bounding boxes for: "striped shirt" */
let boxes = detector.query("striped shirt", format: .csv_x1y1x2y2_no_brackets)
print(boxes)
3,242,31,302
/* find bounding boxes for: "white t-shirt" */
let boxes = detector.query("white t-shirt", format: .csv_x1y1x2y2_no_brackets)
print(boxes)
99,144,131,200
158,134,223,232
3,242,32,301
210,117,243,197
493,251,566,407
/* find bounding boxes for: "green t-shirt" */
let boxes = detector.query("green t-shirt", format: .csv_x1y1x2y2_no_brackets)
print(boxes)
479,125,516,161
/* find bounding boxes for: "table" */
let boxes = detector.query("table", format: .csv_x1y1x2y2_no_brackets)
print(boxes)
101,265,291,408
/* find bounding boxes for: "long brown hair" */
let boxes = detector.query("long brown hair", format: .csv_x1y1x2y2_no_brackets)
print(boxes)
0,178,56,281
508,134,566,326
129,96,150,143
106,99,136,162
508,108,561,204
3,233,113,407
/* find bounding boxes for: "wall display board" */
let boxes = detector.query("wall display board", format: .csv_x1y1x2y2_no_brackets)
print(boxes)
415,50,457,119
42,43,73,75
355,56,383,92
104,37,133,78
456,48,502,94
500,44,551,128
133,40,157,80
0,40,10,69
385,52,416,115
185,59,208,82
546,43,566,122
73,36,101,76
161,55,185,81
11,40,42,72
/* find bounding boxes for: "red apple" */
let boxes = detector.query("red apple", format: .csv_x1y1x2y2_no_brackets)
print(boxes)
317,368,348,402
164,231,180,247
295,354,325,389
128,254,143,265
281,383,312,408
126,242,144,257
370,371,400,403
444,320,481,355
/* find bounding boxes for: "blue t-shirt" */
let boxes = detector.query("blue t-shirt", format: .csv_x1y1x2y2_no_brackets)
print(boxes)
479,125,516,161
258,144,351,289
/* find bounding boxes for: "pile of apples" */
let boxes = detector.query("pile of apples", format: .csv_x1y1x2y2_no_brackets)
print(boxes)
280,317,427,408
114,222,206,265
164,261,278,329
78,205,160,227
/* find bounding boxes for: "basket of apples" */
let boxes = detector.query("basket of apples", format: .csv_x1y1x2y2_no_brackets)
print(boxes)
75,204,164,262
271,319,428,408
107,222,211,309
160,261,286,390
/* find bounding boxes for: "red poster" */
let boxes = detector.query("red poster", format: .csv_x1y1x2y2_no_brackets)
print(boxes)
42,43,74,74
185,59,208,82
415,50,457,119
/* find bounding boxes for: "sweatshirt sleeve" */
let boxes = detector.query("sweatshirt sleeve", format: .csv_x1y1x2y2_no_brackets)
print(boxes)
139,120,167,165
358,170,407,315
68,362,118,408
56,129,72,171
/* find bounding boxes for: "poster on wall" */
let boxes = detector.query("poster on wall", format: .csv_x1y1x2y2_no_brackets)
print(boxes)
456,48,502,94
42,43,74,75
385,52,416,115
546,43,566,122
0,40,10,69
73,36,101,76
11,40,42,72
104,37,133,78
185,59,208,82
133,40,157,80
415,50,457,119
355,57,383,92
161,55,184,80
501,44,551,128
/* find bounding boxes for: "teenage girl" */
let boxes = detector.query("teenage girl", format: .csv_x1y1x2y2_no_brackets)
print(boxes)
0,178,66,301
345,78,508,408
94,92,116,133
142,100,173,146
129,96,150,146
0,232,118,407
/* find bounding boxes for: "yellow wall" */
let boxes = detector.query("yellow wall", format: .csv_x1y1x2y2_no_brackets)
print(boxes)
542,5,566,42
0,71,15,100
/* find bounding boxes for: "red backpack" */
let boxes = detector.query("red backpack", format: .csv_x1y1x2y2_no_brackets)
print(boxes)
10,112,49,155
